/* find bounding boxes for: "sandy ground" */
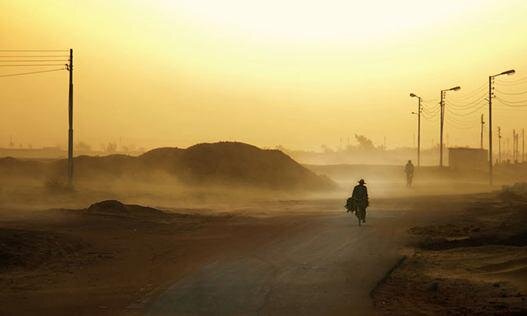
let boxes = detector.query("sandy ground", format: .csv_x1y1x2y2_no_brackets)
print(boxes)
372,191,527,315
0,193,510,315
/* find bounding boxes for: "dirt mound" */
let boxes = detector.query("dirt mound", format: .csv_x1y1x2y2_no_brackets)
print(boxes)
60,142,335,191
0,228,86,271
168,142,335,190
86,200,169,219
0,142,335,191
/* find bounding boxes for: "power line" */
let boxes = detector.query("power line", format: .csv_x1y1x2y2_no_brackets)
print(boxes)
495,77,527,86
495,98,527,107
422,107,439,114
495,105,527,111
496,96,527,104
446,121,478,130
496,75,527,82
422,98,440,103
447,96,487,108
421,102,440,110
0,49,68,52
446,104,486,117
0,55,69,58
447,108,481,123
449,83,487,100
0,64,67,67
0,68,65,78
495,89,527,96
0,60,69,62
422,111,439,120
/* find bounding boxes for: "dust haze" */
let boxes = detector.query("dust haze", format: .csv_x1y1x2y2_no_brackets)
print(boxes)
2,140,527,315
3,1,527,314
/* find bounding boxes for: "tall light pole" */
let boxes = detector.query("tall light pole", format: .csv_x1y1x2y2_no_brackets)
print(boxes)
66,48,74,188
439,86,461,167
489,69,515,185
410,93,422,167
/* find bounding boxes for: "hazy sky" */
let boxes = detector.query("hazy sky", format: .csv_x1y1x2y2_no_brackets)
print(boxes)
2,0,527,151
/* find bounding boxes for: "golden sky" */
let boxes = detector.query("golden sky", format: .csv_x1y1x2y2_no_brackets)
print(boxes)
2,0,527,151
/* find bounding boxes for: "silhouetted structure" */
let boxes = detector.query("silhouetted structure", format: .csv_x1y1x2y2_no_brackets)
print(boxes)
449,147,487,171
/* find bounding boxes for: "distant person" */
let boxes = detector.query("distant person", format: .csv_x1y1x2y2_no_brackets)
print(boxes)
405,160,415,187
348,179,369,225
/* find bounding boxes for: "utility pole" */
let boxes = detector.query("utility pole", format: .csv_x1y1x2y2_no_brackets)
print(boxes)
440,91,445,167
515,133,520,163
480,114,485,149
515,130,520,163
523,128,525,163
513,130,516,162
498,126,502,164
439,86,460,167
489,75,494,183
505,137,511,162
67,48,74,187
515,130,519,162
409,93,422,167
489,69,515,185
417,97,421,167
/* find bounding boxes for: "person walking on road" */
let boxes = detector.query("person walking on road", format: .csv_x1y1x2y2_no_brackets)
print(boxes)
404,160,415,187
347,179,369,226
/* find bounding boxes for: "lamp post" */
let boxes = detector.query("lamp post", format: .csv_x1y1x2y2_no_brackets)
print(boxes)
410,93,422,167
439,86,461,167
489,69,515,185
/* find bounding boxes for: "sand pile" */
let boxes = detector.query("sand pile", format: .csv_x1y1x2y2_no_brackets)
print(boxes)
4,142,335,191
141,142,335,190
86,200,169,219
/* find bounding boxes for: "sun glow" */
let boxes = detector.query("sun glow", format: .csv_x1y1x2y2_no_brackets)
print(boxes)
162,0,490,44
2,0,527,149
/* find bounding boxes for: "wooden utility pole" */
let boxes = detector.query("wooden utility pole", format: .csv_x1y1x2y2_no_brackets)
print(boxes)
480,114,485,149
440,91,444,167
505,137,511,162
488,76,494,184
498,126,502,164
523,128,525,163
417,97,421,167
67,49,74,187
513,129,516,162
515,130,519,162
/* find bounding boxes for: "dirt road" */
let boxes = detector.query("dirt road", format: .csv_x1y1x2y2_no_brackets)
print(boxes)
0,197,459,315
147,208,415,316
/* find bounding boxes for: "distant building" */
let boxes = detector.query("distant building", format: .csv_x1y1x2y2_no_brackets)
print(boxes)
448,147,488,171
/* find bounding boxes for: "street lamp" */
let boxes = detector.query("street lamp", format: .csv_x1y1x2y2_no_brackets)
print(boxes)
410,93,422,167
489,69,515,185
439,86,461,167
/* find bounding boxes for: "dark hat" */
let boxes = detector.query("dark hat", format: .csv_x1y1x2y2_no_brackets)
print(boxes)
358,179,366,184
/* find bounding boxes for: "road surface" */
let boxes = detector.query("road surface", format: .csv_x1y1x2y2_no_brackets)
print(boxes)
147,207,412,316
